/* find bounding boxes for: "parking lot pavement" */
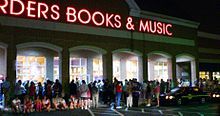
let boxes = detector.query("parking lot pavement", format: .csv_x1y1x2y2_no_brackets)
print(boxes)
0,103,219,116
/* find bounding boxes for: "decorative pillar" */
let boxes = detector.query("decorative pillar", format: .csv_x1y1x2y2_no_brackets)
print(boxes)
195,58,200,85
46,55,54,81
87,57,93,83
103,52,113,82
120,58,126,81
171,57,178,88
191,60,196,86
142,54,148,81
7,38,17,100
138,56,143,83
61,48,69,94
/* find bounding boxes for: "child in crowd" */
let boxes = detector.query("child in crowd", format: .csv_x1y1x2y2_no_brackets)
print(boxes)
11,96,22,113
35,95,42,112
42,96,51,112
24,95,32,113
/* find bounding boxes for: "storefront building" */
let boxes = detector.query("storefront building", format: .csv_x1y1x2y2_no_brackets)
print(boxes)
198,32,220,80
0,0,201,94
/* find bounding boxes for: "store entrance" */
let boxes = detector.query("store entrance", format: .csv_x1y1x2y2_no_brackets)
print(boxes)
69,49,103,84
16,47,60,84
176,54,196,86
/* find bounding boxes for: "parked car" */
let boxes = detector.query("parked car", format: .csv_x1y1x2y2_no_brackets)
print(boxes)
160,87,210,105
209,88,220,102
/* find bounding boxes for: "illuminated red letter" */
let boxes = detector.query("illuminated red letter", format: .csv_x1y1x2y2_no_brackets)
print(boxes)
66,7,77,22
149,21,156,33
38,2,49,19
0,0,8,14
92,11,104,26
26,1,36,18
139,20,150,32
106,13,114,28
114,15,121,28
166,24,173,36
156,22,163,34
51,5,60,20
78,9,91,24
10,0,24,16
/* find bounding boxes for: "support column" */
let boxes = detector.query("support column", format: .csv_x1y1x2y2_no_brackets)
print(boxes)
46,55,54,81
172,57,178,88
191,60,196,86
7,39,16,99
120,58,126,81
103,52,113,82
142,54,147,81
61,48,69,95
148,60,154,81
168,58,172,81
138,56,143,83
195,58,200,86
87,57,93,83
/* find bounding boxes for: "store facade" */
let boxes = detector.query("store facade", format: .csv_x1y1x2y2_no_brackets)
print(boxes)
0,0,199,93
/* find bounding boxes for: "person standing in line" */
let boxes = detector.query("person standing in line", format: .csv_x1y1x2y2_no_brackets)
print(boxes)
125,81,133,111
1,78,10,108
79,80,89,110
116,81,122,109
91,82,99,108
146,82,152,107
153,82,160,107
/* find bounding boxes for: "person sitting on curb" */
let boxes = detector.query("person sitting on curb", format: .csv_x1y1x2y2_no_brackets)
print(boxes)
23,95,32,114
53,94,68,110
42,96,51,112
11,96,22,113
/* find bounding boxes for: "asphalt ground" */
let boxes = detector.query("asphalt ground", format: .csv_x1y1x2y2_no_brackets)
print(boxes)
0,103,219,116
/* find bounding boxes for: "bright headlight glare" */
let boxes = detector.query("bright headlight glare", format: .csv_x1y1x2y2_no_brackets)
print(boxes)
169,96,174,99
213,94,216,98
216,94,220,98
165,96,169,99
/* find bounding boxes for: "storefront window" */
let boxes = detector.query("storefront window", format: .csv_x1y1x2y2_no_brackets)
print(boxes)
54,57,59,81
16,56,46,83
126,59,138,81
213,72,220,79
199,71,209,79
70,58,87,82
93,58,103,81
154,61,168,81
113,60,120,80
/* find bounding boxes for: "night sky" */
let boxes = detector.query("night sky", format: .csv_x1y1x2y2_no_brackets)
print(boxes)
135,0,220,34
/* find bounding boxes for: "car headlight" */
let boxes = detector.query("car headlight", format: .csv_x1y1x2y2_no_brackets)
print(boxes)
216,94,220,98
169,96,174,99
166,96,169,99
213,94,216,98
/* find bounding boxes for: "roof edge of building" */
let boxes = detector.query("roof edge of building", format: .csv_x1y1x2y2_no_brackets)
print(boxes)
198,31,220,40
126,0,200,29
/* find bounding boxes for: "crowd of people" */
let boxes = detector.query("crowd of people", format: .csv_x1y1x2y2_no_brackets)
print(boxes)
0,76,219,114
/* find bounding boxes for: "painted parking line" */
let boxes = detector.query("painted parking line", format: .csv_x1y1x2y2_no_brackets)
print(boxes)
178,112,183,116
123,109,178,116
87,108,95,116
92,111,120,115
197,112,204,116
111,109,124,116
158,110,163,115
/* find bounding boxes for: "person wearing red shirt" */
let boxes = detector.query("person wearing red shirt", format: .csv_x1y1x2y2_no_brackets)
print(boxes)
116,81,122,108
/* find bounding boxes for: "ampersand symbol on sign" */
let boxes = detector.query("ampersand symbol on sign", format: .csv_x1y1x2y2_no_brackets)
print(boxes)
126,17,135,31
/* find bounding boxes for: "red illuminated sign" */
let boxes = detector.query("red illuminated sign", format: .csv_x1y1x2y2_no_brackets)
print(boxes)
0,0,173,36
